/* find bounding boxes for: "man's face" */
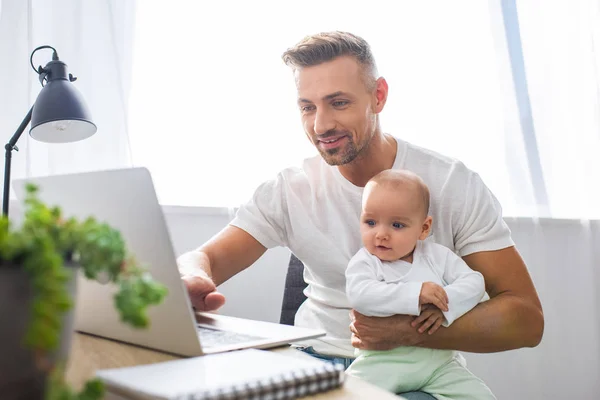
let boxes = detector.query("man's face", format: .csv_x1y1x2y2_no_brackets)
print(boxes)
295,56,381,165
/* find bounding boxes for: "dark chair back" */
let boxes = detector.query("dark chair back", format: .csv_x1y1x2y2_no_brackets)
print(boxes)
279,254,308,325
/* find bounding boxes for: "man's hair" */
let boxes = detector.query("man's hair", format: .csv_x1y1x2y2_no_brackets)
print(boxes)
281,31,378,90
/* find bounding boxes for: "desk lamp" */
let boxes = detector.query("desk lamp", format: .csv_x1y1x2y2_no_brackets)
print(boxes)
2,45,97,216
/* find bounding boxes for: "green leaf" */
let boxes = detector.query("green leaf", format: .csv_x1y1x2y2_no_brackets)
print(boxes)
2,182,167,395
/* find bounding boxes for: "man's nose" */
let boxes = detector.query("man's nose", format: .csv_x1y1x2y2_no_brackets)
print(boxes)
314,109,336,136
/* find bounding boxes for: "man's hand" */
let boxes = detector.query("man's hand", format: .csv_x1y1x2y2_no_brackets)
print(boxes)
180,274,226,311
349,310,426,350
412,305,446,335
178,251,226,311
419,282,449,312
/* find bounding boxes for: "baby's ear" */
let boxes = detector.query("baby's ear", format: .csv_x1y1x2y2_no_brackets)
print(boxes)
419,216,433,240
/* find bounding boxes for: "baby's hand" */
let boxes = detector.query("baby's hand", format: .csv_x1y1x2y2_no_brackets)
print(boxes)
412,305,446,335
419,282,449,312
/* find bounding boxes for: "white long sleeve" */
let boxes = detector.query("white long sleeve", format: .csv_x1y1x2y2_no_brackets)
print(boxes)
345,249,422,317
345,243,485,325
440,249,485,326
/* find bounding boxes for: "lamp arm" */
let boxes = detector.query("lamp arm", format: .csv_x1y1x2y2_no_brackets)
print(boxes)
3,106,34,217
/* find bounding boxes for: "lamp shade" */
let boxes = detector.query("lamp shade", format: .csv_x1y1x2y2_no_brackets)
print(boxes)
29,60,97,143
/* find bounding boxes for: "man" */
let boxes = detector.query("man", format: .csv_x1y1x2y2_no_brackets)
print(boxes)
177,31,544,398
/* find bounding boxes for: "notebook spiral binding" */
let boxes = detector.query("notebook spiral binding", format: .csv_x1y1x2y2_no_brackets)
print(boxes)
175,363,345,400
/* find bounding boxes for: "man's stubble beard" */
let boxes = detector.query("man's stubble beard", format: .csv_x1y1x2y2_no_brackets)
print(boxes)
320,133,373,166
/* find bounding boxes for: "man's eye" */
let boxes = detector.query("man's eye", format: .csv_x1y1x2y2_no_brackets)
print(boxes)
365,220,375,226
333,100,348,107
300,105,315,112
392,222,405,229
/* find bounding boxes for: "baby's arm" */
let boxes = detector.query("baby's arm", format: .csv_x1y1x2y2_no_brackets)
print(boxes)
345,251,422,317
440,249,486,326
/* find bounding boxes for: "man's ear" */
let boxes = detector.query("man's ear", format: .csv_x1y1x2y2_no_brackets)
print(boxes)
373,77,388,114
418,216,433,240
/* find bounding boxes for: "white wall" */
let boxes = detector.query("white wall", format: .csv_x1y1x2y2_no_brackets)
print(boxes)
163,208,600,400
163,206,291,323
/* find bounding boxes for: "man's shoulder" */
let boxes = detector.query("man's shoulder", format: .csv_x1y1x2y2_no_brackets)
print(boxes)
395,138,477,189
400,138,468,172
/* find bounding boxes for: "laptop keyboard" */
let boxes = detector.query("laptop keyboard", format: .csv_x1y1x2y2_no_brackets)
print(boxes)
197,326,266,349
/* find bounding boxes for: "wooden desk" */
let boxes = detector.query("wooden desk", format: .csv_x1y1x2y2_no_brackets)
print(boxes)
66,333,401,399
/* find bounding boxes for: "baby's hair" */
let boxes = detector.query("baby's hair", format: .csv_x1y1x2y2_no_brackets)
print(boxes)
367,169,430,217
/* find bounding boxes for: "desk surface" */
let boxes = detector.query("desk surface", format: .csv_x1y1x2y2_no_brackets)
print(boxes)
66,332,401,399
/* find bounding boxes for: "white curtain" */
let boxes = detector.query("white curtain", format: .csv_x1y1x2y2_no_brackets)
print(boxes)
0,0,134,199
1,1,598,215
504,0,600,219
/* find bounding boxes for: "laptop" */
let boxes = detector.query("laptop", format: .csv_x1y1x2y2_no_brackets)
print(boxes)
12,167,325,357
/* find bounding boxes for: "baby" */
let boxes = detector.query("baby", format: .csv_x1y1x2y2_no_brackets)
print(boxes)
345,169,496,399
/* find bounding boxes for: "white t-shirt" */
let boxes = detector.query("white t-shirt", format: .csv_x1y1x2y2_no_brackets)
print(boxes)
345,242,485,327
230,137,514,357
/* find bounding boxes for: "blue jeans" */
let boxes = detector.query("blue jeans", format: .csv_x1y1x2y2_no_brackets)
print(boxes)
295,346,436,399
295,345,355,369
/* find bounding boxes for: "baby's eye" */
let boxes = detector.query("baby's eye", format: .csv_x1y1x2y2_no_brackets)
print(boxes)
365,220,375,226
392,222,405,229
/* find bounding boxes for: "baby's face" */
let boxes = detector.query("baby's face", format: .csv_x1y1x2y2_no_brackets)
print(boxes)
360,183,429,262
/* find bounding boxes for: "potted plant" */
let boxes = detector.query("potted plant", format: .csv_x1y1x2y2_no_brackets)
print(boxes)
0,183,168,399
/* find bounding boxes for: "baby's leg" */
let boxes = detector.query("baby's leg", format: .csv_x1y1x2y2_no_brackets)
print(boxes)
346,348,452,394
420,357,496,400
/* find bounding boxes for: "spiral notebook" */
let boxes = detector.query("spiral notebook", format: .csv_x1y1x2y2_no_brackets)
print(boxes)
96,348,345,399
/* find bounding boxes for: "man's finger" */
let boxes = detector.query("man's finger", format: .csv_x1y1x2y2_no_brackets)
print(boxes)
181,276,222,310
182,275,216,293
349,322,359,336
429,318,444,335
412,310,431,327
191,292,223,311
204,292,226,311
418,316,436,334
351,335,364,349
411,316,420,328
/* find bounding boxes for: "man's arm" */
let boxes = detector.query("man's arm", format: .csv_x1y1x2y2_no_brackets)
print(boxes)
179,174,287,310
201,225,268,285
423,246,543,351
350,246,544,352
177,225,267,311
182,225,267,286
